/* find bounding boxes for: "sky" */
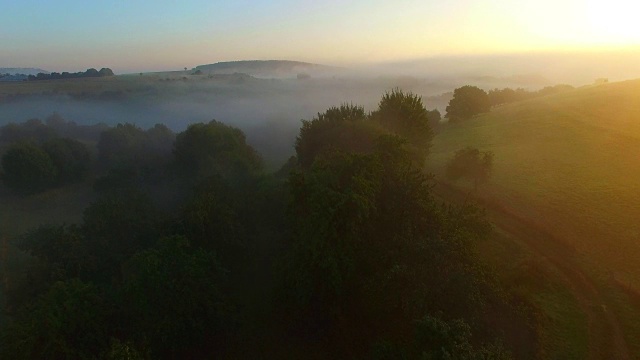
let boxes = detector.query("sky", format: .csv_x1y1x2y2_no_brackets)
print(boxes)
1,0,640,73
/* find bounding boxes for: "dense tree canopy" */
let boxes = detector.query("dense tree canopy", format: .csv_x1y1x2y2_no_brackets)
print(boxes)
42,138,91,184
120,236,230,358
173,120,263,180
0,93,522,359
0,279,110,360
295,104,380,168
81,192,166,281
0,142,57,194
97,123,174,169
0,118,58,144
372,89,433,151
1,135,90,194
445,86,491,121
283,134,497,353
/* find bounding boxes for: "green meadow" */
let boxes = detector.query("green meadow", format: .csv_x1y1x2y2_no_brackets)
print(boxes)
430,79,640,357
431,79,640,289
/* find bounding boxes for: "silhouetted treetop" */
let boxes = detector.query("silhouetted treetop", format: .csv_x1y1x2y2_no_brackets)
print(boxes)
173,120,263,181
295,104,381,168
445,85,490,121
27,67,115,81
372,88,433,150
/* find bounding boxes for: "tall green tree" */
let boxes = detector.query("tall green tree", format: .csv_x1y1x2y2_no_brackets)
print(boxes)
173,120,262,181
295,104,380,168
372,89,433,151
445,86,490,121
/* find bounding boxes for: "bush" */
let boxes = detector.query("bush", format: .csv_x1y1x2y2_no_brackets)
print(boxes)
446,147,494,190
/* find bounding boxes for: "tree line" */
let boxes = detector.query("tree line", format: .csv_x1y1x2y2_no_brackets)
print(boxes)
0,90,532,359
27,68,115,81
442,83,575,123
487,84,574,107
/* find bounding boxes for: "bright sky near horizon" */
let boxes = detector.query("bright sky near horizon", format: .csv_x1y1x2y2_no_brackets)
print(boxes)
1,0,639,73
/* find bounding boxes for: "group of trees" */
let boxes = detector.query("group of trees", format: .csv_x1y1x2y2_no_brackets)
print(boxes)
0,115,114,194
444,84,575,122
446,85,491,122
0,90,522,358
0,114,108,148
97,123,175,170
1,137,90,194
296,89,436,168
27,68,114,81
1,118,266,358
0,73,29,81
487,84,574,107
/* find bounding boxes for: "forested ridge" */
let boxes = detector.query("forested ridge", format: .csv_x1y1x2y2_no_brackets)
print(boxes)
0,90,532,359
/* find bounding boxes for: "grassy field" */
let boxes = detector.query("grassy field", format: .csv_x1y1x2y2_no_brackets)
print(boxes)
429,79,640,358
479,226,588,359
430,79,640,288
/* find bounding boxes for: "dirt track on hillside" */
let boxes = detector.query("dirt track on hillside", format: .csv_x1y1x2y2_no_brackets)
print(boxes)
434,182,631,360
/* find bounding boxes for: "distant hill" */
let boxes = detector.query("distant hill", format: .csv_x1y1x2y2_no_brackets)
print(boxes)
0,68,49,76
194,60,340,78
374,50,640,84
429,78,640,291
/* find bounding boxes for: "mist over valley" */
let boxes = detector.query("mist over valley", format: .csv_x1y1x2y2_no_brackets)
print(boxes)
3,2,640,356
4,51,635,167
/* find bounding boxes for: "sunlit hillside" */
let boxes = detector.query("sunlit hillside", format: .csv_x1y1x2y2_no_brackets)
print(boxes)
430,79,640,288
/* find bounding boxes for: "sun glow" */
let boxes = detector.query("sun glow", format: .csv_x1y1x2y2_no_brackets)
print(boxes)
586,0,640,45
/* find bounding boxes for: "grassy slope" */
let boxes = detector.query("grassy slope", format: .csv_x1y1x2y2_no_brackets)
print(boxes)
478,217,588,359
431,79,640,287
429,79,640,357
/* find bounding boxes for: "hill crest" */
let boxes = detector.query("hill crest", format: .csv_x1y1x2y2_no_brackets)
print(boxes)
431,77,640,292
194,60,339,78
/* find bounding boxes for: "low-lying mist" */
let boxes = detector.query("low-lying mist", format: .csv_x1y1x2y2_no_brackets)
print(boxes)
0,76,459,168
4,49,637,167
